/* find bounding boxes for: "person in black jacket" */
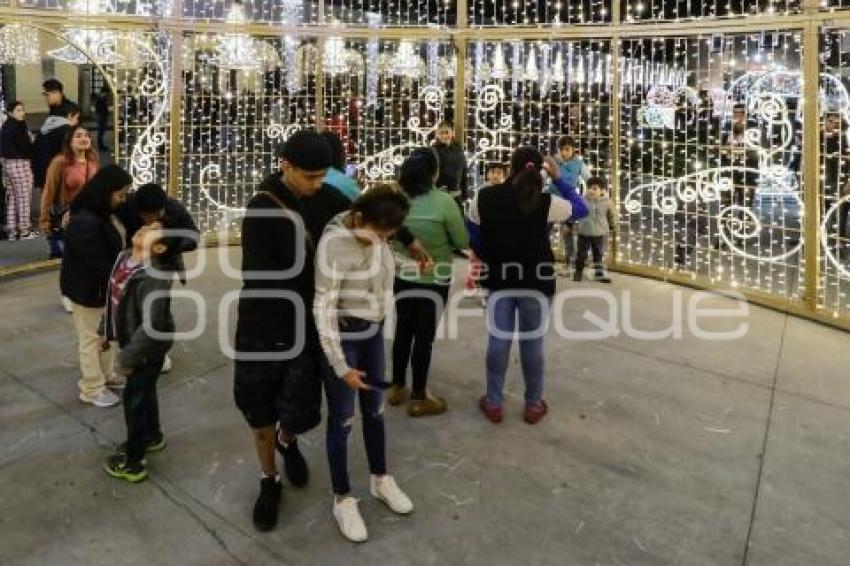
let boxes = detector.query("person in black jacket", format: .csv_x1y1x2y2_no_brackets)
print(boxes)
32,101,81,224
1,101,36,239
234,130,429,533
62,164,131,409
468,147,587,426
433,120,469,203
100,220,178,483
118,183,200,284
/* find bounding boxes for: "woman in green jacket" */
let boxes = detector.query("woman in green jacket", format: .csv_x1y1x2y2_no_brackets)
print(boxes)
390,147,469,417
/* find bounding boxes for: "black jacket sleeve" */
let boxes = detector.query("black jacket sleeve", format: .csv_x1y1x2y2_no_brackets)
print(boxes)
165,199,200,253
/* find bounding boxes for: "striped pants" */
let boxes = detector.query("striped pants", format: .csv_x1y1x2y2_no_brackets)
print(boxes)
3,159,33,235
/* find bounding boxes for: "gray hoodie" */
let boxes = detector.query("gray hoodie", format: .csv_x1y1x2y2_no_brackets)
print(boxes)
576,197,616,237
40,115,71,135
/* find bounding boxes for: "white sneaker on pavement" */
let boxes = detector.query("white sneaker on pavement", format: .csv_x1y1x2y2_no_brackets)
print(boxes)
333,497,368,543
370,475,413,515
79,389,121,408
160,354,172,374
61,296,74,313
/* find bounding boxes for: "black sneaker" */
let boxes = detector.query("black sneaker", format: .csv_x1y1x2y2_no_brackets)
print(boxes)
594,273,612,284
275,437,309,488
116,435,167,459
253,477,283,532
104,453,148,483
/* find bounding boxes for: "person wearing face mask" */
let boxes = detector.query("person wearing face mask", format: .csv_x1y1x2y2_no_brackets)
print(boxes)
39,125,99,259
61,164,131,408
313,184,414,543
0,101,36,240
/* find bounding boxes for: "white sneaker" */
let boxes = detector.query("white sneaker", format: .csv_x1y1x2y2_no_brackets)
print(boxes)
333,497,368,543
370,475,413,515
160,354,172,374
21,231,38,240
79,389,121,408
61,296,74,313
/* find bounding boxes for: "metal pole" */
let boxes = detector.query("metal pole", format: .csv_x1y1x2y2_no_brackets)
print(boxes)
802,18,821,311
609,37,622,268
167,27,183,198
454,0,468,170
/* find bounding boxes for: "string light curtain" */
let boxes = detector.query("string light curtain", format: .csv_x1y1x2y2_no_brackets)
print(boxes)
465,40,612,188
179,34,317,233
325,1,455,27
469,0,610,26
322,38,456,182
819,28,850,319
622,0,801,21
619,32,804,299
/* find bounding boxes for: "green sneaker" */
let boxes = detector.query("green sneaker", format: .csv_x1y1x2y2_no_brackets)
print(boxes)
116,436,166,457
104,454,148,483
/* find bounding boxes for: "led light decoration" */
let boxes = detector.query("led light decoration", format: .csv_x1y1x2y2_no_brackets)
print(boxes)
0,24,41,65
47,0,118,65
213,3,260,70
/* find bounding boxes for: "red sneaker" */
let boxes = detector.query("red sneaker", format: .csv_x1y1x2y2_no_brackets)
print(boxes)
523,400,549,425
478,396,503,424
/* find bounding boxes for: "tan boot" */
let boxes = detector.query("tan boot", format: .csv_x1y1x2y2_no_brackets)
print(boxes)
387,385,409,406
407,392,448,417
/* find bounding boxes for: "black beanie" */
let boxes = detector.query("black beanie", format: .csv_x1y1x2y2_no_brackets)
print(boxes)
135,183,167,213
275,130,332,171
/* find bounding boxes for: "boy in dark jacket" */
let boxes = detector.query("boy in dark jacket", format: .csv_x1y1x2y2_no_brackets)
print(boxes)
433,121,469,203
101,220,177,483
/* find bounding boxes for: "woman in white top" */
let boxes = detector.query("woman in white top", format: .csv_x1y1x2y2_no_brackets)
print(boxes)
313,183,414,543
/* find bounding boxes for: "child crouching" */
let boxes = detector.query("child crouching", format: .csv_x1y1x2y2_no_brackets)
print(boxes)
101,221,177,482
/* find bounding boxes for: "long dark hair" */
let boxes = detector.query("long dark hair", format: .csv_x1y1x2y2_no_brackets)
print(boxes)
398,147,439,198
350,183,410,231
62,125,99,165
508,146,544,214
71,164,132,217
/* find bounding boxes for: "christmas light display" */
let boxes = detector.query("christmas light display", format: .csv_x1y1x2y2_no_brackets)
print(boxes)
0,24,41,66
2,2,850,326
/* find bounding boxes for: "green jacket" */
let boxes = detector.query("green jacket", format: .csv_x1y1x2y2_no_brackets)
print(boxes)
394,188,469,285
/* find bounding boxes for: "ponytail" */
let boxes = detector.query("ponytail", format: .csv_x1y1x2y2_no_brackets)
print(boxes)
508,146,544,215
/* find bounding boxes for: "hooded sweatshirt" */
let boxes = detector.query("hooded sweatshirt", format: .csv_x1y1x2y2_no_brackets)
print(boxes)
576,196,616,237
33,116,72,188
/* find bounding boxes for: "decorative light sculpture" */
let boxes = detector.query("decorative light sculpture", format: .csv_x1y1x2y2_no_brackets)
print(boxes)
0,24,40,66
48,0,118,65
392,40,423,79
213,2,260,71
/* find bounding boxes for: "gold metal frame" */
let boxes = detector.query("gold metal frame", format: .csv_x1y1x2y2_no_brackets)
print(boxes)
1,4,848,331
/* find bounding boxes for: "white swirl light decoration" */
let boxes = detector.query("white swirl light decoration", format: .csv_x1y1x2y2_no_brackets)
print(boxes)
199,163,246,214
745,93,793,167
265,121,300,142
357,87,446,182
407,86,444,142
820,195,850,279
716,203,804,263
474,84,513,153
359,143,421,181
623,167,741,216
124,33,168,186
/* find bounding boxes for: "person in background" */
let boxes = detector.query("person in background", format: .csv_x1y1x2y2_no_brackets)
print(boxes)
118,182,200,374
391,147,468,417
433,120,469,204
93,84,111,152
573,177,615,284
101,221,176,483
468,147,587,425
314,185,414,543
463,163,507,303
61,164,131,408
40,125,100,276
320,130,360,202
32,79,80,226
1,101,36,241
553,136,589,276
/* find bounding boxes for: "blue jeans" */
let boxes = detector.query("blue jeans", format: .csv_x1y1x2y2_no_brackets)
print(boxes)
485,292,550,407
47,232,63,259
321,318,387,495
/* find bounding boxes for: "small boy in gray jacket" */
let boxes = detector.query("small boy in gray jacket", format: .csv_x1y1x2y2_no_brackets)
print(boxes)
574,177,615,283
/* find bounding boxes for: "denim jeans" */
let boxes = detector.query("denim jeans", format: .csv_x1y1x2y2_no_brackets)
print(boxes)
321,318,387,495
485,292,551,407
123,355,165,465
47,232,63,259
